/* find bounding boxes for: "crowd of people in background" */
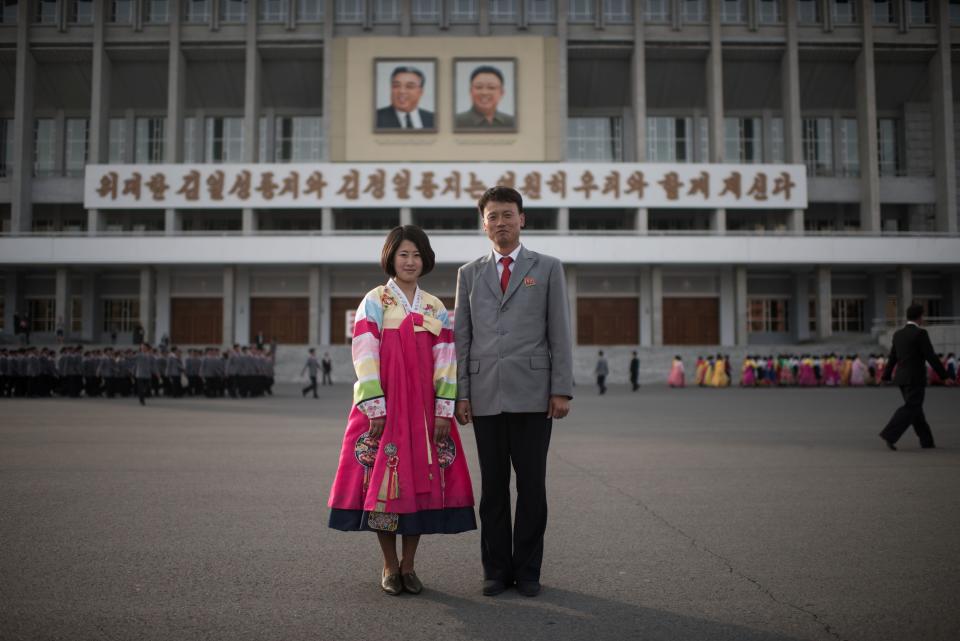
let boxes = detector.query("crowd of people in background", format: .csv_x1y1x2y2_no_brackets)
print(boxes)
662,353,960,389
0,344,276,403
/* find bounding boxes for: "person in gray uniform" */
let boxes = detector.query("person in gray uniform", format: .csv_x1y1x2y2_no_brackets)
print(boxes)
134,343,154,406
155,349,169,397
263,349,275,396
301,348,319,398
216,350,228,397
185,349,201,396
226,345,240,398
122,349,136,397
166,347,185,398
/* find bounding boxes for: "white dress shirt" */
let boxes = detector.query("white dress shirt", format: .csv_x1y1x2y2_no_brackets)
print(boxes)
395,109,424,129
493,245,522,279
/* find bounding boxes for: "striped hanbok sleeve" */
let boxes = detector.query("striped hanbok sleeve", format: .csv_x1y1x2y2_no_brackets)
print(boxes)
352,289,386,419
432,302,457,418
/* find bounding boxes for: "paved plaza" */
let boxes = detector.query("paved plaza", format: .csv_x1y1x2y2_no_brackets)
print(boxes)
1,384,958,641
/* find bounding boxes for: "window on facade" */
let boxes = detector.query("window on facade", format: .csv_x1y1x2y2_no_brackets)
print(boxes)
720,0,746,23
748,299,789,333
336,0,364,22
646,0,669,22
802,117,833,176
797,0,819,23
528,0,555,23
65,118,89,177
604,0,631,23
34,119,56,177
909,0,930,24
185,0,210,22
275,116,323,162
873,0,895,23
135,117,165,164
878,118,899,177
222,0,247,22
103,299,141,333
297,0,324,21
568,0,593,22
951,0,960,25
647,117,693,162
412,0,439,22
28,299,57,332
260,0,285,21
724,117,762,163
567,117,623,161
35,0,57,23
70,297,83,333
70,0,94,22
146,0,170,22
108,118,126,163
333,208,400,230
682,0,706,22
489,0,517,23
449,0,477,22
570,208,635,231
831,298,865,333
205,117,243,163
758,0,780,23
769,117,784,163
184,117,200,163
1,0,17,24
111,0,134,22
838,118,859,177
833,0,856,23
373,0,400,22
0,299,4,330
0,119,13,177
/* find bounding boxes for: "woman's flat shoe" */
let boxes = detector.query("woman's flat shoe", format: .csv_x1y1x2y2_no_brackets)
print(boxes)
381,571,403,595
401,572,423,594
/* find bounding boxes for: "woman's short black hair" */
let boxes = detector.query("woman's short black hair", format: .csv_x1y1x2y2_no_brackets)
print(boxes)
380,225,436,277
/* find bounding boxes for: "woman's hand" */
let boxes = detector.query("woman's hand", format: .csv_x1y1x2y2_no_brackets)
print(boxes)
368,416,386,440
434,417,451,444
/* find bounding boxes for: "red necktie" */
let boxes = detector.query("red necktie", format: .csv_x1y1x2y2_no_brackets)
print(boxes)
499,256,513,293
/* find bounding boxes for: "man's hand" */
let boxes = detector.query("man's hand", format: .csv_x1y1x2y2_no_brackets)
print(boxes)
368,416,386,439
435,418,451,444
547,395,570,419
455,400,472,426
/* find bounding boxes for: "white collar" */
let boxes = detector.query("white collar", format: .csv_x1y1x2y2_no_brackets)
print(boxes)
394,108,423,129
387,278,422,314
906,321,920,328
493,244,522,264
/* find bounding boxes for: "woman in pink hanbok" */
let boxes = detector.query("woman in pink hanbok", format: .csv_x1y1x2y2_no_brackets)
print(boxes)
328,226,476,596
850,355,866,386
798,356,817,387
823,355,838,386
667,356,685,387
740,356,756,387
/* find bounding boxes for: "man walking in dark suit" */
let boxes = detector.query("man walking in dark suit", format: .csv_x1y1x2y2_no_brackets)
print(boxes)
455,186,574,598
301,348,319,398
879,304,949,450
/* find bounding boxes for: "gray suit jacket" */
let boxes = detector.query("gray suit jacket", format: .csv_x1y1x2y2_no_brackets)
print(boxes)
454,246,574,416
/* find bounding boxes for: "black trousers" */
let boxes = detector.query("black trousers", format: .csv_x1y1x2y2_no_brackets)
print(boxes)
136,378,151,405
473,412,552,583
630,373,639,391
597,375,607,394
880,385,936,448
322,371,332,385
303,375,318,397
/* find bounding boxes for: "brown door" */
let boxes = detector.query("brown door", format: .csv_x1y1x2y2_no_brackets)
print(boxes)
250,297,308,344
331,297,359,345
662,297,719,345
577,297,639,345
171,297,223,345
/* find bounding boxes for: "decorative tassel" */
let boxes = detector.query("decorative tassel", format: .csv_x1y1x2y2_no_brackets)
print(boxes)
385,443,400,501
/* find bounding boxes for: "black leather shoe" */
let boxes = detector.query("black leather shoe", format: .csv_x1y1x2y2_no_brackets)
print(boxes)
402,571,423,595
516,580,541,597
482,579,509,596
879,435,896,451
381,571,403,596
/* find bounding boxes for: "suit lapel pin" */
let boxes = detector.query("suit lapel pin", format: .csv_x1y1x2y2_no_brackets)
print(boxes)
524,277,537,287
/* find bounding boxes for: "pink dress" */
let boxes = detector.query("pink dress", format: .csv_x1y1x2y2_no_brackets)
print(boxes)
667,359,685,387
850,360,866,386
328,282,476,535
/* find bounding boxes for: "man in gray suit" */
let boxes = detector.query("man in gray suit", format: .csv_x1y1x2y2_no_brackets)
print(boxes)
134,343,154,406
454,186,573,598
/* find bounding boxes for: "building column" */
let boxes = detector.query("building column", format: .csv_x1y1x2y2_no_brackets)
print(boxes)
308,265,321,346
782,0,805,232
244,1,261,164
651,266,663,346
55,268,70,339
896,266,913,320
856,3,881,232
707,0,725,234
222,267,235,346
87,0,111,238
792,271,810,342
81,272,96,342
638,266,652,347
868,272,888,334
139,267,155,344
556,0,568,160
565,264,577,347
164,209,180,235
242,209,257,235
165,0,184,164
321,208,334,235
234,266,250,345
321,0,335,161
155,267,171,344
735,265,748,346
400,207,413,226
930,0,957,233
11,0,35,233
557,207,570,233
3,272,19,339
815,266,832,340
632,0,646,161
719,267,736,346
635,208,648,234
319,265,332,345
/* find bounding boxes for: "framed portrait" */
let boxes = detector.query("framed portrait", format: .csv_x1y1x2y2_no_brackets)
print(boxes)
453,58,517,133
373,58,438,133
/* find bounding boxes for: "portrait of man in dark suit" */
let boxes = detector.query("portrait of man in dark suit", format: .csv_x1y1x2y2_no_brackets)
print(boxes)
374,61,436,132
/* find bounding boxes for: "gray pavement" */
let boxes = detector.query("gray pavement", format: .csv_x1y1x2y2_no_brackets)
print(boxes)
1,384,959,641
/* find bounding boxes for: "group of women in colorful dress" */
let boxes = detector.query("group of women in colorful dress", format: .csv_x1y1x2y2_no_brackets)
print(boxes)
667,352,959,388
